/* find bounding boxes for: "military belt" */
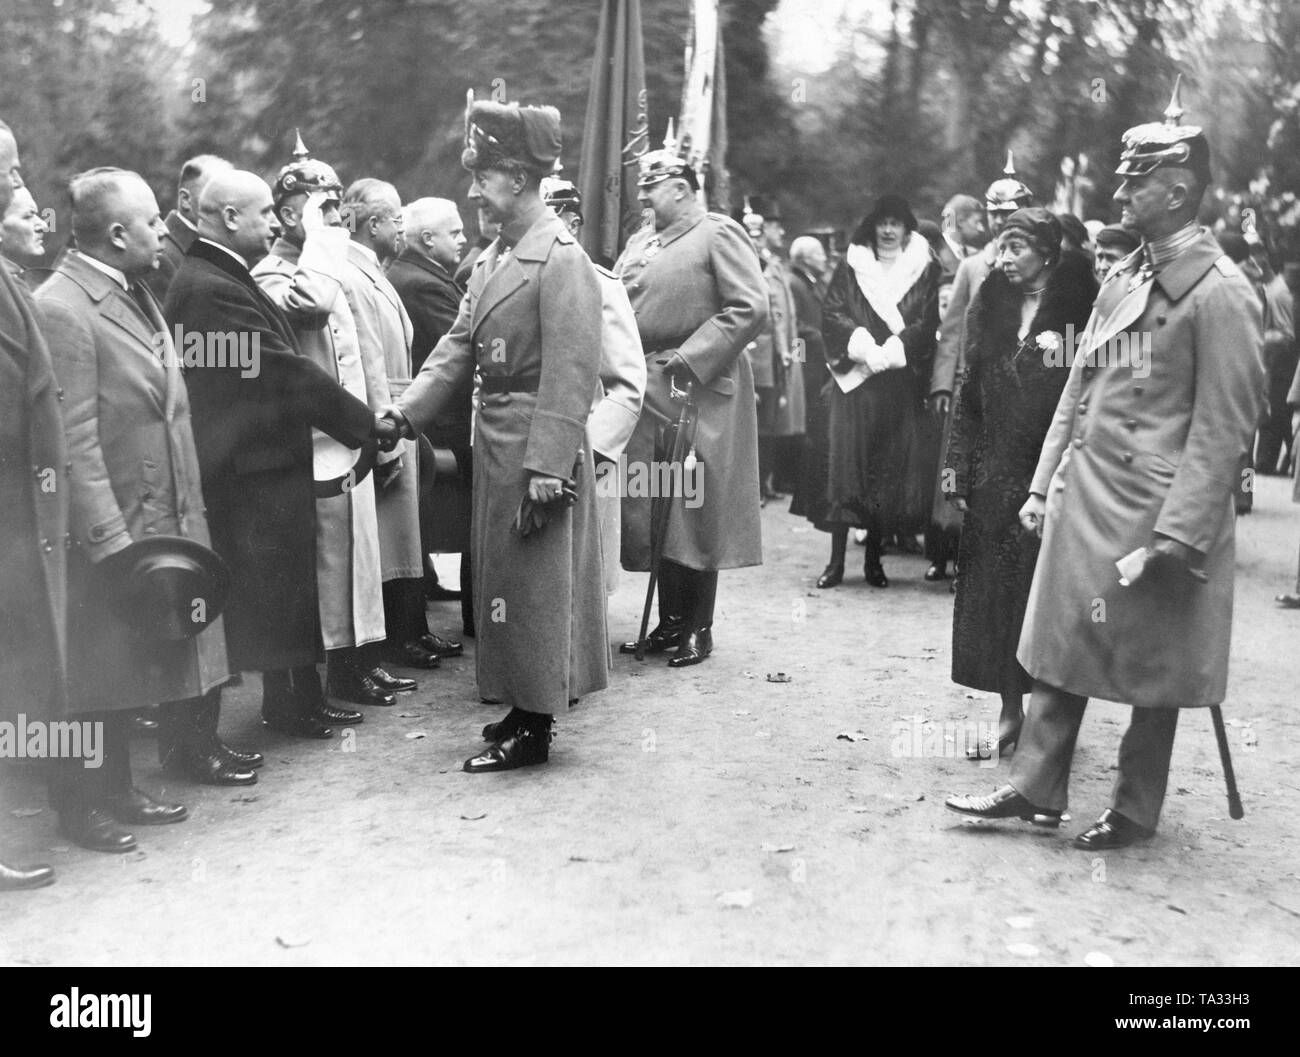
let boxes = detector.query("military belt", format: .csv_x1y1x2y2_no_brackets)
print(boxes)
480,375,541,394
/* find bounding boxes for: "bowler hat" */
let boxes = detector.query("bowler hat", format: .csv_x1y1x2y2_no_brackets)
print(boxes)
103,536,229,641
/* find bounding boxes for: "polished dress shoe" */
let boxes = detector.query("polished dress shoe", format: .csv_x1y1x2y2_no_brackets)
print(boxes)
367,667,417,693
668,627,713,668
464,725,550,773
106,787,188,826
816,563,844,589
419,632,464,658
262,710,334,739
164,748,257,786
1276,593,1300,609
58,806,137,853
1072,808,1153,850
0,860,55,891
217,743,263,769
316,701,366,723
944,785,1061,827
326,670,393,709
924,562,948,582
864,561,889,588
383,641,440,669
619,616,684,655
426,582,462,602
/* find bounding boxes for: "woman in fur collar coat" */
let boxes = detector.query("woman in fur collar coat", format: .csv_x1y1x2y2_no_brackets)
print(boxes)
944,208,1098,755
819,194,941,587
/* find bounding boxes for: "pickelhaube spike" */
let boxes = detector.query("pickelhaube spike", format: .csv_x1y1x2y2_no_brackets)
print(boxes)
1163,73,1184,126
1115,72,1209,181
663,118,678,156
986,148,1033,212
292,128,310,160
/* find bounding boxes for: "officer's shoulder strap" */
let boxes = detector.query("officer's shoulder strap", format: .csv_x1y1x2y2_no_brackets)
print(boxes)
593,263,616,279
555,227,576,245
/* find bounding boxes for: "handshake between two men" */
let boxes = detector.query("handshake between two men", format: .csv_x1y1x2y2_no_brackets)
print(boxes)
371,406,567,506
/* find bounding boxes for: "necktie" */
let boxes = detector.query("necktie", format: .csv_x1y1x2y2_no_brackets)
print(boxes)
128,281,155,326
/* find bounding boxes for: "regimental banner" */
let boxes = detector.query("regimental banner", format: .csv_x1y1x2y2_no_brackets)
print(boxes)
578,0,649,268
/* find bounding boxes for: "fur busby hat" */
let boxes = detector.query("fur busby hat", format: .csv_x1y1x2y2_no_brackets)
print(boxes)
462,92,562,176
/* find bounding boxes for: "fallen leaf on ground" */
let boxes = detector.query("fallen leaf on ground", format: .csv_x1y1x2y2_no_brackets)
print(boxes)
11,808,42,817
760,842,795,853
1006,942,1039,957
398,712,421,718
765,672,792,683
1167,904,1188,915
231,794,259,804
1006,915,1034,930
275,935,311,949
405,731,428,740
836,730,869,742
717,889,754,909
1084,951,1115,967
732,709,751,716
460,811,487,821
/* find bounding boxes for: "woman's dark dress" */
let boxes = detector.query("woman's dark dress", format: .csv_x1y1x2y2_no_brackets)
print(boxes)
946,252,1098,692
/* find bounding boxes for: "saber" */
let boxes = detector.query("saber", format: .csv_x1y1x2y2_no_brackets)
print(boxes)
1210,705,1244,820
634,374,697,661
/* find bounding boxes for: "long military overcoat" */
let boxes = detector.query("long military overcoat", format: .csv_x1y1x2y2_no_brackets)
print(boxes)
616,205,769,571
397,210,607,715
1017,231,1264,707
253,233,386,650
38,251,229,711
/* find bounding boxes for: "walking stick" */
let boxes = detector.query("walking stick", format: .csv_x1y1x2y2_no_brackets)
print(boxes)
633,375,697,661
1210,705,1244,820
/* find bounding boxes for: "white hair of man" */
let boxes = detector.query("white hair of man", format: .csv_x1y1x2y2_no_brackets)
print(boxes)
789,235,826,271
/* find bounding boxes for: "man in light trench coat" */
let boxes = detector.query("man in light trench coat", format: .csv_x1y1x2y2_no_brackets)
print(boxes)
946,92,1265,849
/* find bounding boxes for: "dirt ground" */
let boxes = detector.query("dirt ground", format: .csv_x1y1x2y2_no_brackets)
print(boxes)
3,477,1299,967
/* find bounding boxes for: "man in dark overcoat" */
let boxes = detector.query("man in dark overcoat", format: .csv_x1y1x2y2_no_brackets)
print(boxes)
164,169,397,739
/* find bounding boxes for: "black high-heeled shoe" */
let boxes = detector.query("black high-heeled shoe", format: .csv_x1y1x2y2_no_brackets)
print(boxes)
864,561,888,588
816,563,844,589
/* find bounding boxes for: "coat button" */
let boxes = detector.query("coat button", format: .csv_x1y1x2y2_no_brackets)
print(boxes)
1157,315,1167,325
1125,418,1137,430
65,535,73,549
1073,438,1084,448
1122,451,1133,463
56,388,64,401
1133,385,1144,396
1077,404,1087,415
144,526,157,535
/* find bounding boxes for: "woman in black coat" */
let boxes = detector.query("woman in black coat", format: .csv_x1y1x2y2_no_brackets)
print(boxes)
944,208,1098,756
818,194,940,587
